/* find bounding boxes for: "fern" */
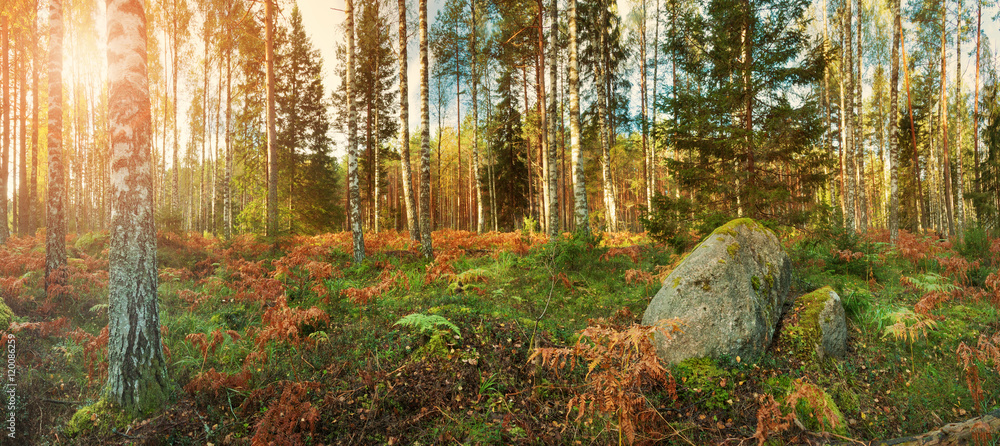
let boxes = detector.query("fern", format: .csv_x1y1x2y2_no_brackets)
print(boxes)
394,313,461,338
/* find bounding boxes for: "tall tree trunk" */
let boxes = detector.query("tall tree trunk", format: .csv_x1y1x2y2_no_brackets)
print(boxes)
823,0,835,208
346,0,365,263
973,3,981,195
399,0,418,241
954,0,965,236
1,17,9,243
201,25,209,233
844,3,856,234
596,6,616,232
902,35,924,230
546,0,558,236
640,0,651,212
419,0,433,257
45,0,67,289
29,5,39,235
742,0,754,215
472,0,485,234
536,0,551,235
889,0,900,242
265,0,278,236
18,33,28,236
171,0,180,217
568,0,589,235
855,0,867,231
104,0,169,415
940,0,955,237
225,53,232,239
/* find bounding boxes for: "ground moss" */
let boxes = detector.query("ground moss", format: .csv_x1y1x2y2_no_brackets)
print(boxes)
673,358,733,410
751,276,761,292
66,400,131,437
786,382,847,435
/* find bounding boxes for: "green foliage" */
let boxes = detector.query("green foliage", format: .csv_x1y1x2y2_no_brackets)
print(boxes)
673,358,733,410
640,193,738,252
394,313,461,339
959,223,991,262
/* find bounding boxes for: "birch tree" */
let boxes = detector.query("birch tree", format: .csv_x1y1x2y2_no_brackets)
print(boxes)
889,0,901,242
265,0,278,236
568,0,589,235
398,0,419,240
347,0,366,263
419,0,434,257
104,0,169,414
46,0,68,289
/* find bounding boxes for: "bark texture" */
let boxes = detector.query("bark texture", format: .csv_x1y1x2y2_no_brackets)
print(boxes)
888,0,900,243
398,0,419,241
45,0,68,288
567,0,589,235
104,0,169,415
418,0,433,257
346,0,365,263
265,0,278,236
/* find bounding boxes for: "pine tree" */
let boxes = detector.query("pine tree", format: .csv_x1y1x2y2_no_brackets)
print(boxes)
276,6,341,234
663,0,825,223
104,0,169,414
265,0,278,236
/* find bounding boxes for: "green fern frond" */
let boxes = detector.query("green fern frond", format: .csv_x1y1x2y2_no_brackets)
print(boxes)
394,313,461,338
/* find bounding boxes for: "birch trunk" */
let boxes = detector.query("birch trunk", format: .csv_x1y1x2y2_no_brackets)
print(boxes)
104,0,169,414
940,0,955,236
1,17,8,243
472,0,485,234
45,0,68,288
568,0,589,235
547,0,559,236
844,4,856,234
398,0,419,241
596,6,617,232
419,0,434,257
347,0,365,263
889,0,900,242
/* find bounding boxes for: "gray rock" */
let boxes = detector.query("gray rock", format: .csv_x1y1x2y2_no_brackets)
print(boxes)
641,218,792,365
795,286,847,361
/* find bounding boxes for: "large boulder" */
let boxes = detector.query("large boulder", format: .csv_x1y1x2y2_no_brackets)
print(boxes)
641,218,792,365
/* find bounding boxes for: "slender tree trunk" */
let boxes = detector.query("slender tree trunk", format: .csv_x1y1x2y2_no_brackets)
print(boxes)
265,0,278,236
18,35,28,236
640,0,651,212
596,6,616,232
171,0,180,217
536,0,551,235
940,1,955,237
104,0,169,415
397,0,418,241
844,4,856,234
823,0,834,208
225,53,232,239
651,0,660,197
29,7,39,235
889,0,900,242
973,3,981,195
568,0,589,235
472,0,485,234
45,0,67,288
1,17,9,243
954,0,965,235
419,0,434,257
546,0,558,236
855,0,867,231
902,35,923,230
346,0,365,263
201,26,209,233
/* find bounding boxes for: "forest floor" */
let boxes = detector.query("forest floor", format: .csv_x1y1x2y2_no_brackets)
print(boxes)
1,224,999,445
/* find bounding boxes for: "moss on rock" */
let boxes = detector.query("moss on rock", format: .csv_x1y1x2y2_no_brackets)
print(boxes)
0,299,12,330
788,286,847,362
66,400,131,438
785,381,848,435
